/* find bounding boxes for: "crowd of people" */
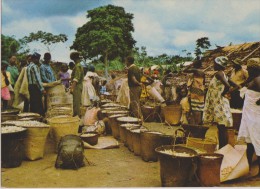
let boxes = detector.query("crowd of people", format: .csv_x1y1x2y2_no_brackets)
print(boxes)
1,52,260,176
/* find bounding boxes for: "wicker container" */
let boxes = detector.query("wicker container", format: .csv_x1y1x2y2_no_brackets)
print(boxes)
47,116,80,152
163,105,182,126
186,137,217,153
22,125,50,160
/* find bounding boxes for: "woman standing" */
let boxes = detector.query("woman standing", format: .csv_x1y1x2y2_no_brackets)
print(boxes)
70,52,84,117
183,59,205,125
203,56,239,147
1,61,11,111
237,58,260,176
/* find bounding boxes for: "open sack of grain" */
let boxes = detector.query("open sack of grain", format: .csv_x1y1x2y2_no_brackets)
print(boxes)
216,144,249,182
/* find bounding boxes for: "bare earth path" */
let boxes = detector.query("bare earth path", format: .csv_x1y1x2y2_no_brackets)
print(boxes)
1,141,260,188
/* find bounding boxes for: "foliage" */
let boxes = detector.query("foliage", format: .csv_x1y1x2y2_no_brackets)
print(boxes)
22,31,68,52
1,34,29,61
194,37,211,58
71,4,136,76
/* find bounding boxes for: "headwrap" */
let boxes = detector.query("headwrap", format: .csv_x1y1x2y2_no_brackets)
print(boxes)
214,56,228,68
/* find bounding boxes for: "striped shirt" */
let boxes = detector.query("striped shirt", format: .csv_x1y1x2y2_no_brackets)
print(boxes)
27,62,44,92
40,63,56,83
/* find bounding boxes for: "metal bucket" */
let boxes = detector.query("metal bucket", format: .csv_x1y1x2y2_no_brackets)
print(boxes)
155,145,198,187
131,128,149,156
119,124,140,145
125,125,142,152
1,127,27,168
108,114,127,140
1,108,20,122
197,153,224,186
140,131,163,162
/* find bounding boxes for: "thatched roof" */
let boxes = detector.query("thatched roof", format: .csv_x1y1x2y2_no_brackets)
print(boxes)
200,41,260,88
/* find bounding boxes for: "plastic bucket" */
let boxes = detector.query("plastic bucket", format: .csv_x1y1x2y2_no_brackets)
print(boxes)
155,145,198,187
197,153,224,186
1,127,27,168
140,131,163,162
163,105,182,125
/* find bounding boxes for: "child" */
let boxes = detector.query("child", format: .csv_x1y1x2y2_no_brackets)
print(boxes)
1,61,11,111
58,64,70,91
100,80,107,95
180,86,191,124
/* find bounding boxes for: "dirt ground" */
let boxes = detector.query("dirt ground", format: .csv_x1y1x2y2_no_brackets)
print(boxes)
1,123,260,187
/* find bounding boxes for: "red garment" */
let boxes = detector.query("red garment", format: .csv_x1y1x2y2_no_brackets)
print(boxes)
1,86,11,100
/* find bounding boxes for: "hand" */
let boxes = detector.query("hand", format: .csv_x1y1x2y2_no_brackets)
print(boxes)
70,88,74,94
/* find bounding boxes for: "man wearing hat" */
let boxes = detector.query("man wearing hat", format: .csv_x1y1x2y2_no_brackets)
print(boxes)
70,51,84,116
230,58,249,109
203,56,239,148
1,60,11,111
27,52,45,116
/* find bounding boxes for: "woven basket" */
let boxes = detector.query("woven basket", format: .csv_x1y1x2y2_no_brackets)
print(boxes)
186,137,217,153
163,105,182,125
47,116,80,152
23,126,50,160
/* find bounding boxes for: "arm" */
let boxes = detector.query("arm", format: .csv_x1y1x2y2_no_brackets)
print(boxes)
215,71,230,96
228,78,240,88
130,75,142,86
33,65,45,92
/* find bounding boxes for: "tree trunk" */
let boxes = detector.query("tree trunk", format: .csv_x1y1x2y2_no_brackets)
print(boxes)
104,51,109,79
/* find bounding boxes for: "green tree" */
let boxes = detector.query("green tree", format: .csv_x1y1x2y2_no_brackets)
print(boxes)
71,5,136,76
1,34,29,61
194,37,211,58
22,31,68,53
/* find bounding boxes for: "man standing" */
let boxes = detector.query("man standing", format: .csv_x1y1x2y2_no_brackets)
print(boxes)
27,52,45,116
126,56,143,119
40,53,56,83
70,52,84,117
7,55,19,88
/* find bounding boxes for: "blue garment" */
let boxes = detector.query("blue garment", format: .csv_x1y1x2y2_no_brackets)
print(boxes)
27,62,44,92
40,63,56,83
100,86,106,94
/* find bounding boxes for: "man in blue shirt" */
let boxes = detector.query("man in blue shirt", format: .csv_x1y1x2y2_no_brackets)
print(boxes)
40,52,56,113
40,53,56,83
27,52,45,116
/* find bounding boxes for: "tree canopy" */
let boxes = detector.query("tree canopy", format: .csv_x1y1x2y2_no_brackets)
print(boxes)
71,4,136,75
194,37,211,58
22,31,68,53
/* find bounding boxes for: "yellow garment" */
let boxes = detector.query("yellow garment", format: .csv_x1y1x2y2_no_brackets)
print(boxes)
140,75,149,98
230,68,248,85
1,71,11,88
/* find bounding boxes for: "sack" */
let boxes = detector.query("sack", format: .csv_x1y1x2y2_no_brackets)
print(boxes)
55,135,85,169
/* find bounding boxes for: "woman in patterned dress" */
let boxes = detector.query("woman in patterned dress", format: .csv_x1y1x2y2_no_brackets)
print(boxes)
203,56,239,147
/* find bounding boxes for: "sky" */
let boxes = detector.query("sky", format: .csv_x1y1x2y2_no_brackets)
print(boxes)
1,0,260,63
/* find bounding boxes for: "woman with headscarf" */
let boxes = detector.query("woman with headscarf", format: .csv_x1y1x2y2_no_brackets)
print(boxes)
203,56,239,148
70,52,84,116
237,58,260,176
81,65,98,107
